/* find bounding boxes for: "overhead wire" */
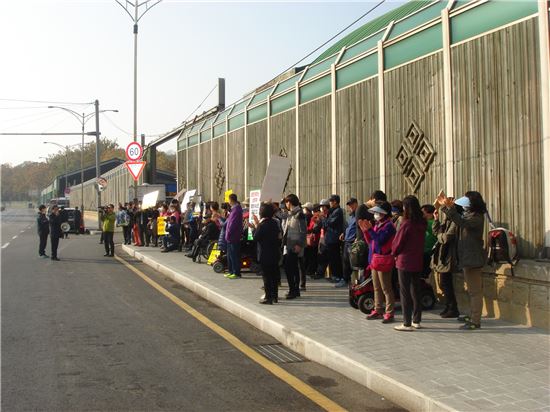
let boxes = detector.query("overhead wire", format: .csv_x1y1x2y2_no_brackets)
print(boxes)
0,98,92,105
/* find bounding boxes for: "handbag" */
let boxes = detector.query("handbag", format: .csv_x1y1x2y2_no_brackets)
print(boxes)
371,253,394,272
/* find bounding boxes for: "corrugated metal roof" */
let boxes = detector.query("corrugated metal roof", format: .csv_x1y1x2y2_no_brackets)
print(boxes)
313,0,434,63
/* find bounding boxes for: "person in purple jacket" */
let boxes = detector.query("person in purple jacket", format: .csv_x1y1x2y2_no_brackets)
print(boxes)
391,195,427,331
224,194,243,279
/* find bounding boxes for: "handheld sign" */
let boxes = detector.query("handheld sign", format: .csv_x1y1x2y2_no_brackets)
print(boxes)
248,189,261,240
260,156,291,202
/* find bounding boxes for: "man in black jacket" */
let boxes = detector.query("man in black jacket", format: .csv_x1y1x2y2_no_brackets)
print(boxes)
322,194,344,283
49,205,62,261
37,205,49,258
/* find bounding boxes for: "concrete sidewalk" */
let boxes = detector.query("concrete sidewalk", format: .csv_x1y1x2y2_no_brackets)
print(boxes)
121,244,550,412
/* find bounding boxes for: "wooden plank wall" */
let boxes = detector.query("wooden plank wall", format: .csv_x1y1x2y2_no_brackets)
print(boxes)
187,146,198,191
177,150,186,191
211,137,226,203
298,95,332,203
246,120,268,192
226,129,246,200
269,110,296,196
336,77,379,202
384,52,446,204
452,18,543,257
199,142,211,198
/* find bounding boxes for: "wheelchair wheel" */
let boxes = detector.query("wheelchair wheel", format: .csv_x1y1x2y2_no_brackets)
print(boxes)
213,261,225,273
357,293,375,314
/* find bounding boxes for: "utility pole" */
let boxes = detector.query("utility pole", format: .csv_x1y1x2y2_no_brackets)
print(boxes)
95,99,101,230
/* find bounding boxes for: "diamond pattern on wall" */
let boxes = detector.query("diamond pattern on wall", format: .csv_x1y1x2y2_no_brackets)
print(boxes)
395,121,436,193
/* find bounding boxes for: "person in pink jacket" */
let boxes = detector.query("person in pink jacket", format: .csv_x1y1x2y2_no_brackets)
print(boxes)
391,195,426,332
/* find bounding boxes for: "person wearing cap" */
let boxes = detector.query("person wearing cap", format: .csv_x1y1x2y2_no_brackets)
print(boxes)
337,198,358,288
322,194,344,283
225,194,243,279
431,203,459,319
358,201,397,323
438,191,487,330
390,199,404,231
391,196,427,331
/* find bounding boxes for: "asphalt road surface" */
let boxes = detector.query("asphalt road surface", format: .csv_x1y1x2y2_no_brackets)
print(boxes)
1,207,403,412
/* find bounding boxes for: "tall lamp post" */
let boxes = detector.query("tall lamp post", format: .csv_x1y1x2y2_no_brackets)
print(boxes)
115,0,162,198
47,106,118,213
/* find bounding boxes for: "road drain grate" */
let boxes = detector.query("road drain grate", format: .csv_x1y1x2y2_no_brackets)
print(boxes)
255,344,306,364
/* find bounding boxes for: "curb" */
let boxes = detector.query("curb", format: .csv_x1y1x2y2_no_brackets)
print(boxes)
122,245,453,412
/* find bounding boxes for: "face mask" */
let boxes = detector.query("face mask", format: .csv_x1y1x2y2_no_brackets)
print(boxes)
374,213,383,222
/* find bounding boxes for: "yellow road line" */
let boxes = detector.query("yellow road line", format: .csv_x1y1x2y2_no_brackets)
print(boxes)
115,254,347,412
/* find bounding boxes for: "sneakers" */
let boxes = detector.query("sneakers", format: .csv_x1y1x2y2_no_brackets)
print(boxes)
459,322,480,330
412,322,422,329
227,273,241,279
457,315,471,323
224,273,232,278
334,279,347,288
366,310,383,320
382,313,395,324
394,324,414,332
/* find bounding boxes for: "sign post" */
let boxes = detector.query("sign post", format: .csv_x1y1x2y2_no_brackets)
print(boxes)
125,141,146,184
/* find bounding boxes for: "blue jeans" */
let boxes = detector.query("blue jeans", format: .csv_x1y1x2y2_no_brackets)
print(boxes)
227,242,241,275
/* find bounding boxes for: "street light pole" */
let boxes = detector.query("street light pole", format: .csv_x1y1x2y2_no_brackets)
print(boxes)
115,0,162,199
95,99,101,230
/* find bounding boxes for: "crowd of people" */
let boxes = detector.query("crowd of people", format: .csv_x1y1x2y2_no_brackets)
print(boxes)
38,187,488,332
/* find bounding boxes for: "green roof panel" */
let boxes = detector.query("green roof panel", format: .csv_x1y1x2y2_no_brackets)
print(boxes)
313,0,433,64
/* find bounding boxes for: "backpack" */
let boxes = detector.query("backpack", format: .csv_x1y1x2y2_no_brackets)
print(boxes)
349,238,368,269
486,212,519,274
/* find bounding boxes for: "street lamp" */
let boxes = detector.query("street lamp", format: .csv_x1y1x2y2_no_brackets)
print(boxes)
115,0,162,198
47,106,118,215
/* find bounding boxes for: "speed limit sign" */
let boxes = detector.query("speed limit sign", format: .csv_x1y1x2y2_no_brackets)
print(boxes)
126,141,143,161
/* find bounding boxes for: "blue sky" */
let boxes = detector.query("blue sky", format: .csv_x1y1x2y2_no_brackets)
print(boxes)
0,0,405,165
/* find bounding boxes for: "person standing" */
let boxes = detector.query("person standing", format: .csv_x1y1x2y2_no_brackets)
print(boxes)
225,194,243,279
282,194,307,299
431,205,459,318
253,203,282,304
37,205,49,258
438,191,487,330
101,204,116,257
421,204,437,278
49,205,62,261
116,204,131,245
74,206,82,234
322,194,344,283
360,201,397,324
338,198,358,288
59,206,69,239
392,196,426,331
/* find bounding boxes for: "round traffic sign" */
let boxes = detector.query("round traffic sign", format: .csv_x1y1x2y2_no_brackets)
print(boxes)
126,141,143,161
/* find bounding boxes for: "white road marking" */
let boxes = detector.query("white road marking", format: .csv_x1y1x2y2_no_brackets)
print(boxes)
12,235,17,240
2,243,9,249
20,230,25,233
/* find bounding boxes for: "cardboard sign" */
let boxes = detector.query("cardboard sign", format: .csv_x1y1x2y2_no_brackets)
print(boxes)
260,156,291,202
224,189,233,203
248,189,261,240
157,216,167,236
141,190,159,209
182,189,196,211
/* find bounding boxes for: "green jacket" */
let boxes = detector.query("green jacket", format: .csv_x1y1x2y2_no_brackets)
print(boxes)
102,211,116,233
424,218,437,253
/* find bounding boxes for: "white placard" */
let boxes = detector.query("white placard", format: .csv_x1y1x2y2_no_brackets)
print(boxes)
248,189,261,240
182,189,196,211
260,155,291,202
141,190,159,209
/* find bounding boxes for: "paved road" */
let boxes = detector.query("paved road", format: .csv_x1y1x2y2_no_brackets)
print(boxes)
1,208,402,412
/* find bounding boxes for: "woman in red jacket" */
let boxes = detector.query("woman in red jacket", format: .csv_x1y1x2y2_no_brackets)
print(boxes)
391,195,426,331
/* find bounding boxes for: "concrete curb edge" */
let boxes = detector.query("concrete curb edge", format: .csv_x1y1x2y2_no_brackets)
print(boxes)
122,245,453,412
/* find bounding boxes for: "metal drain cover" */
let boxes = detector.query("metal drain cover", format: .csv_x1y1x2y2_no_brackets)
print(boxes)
256,344,306,364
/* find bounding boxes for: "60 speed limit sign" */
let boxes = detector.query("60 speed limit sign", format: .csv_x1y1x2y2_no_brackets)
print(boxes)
125,141,143,161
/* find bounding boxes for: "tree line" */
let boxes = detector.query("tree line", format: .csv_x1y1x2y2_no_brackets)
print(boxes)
1,138,175,202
